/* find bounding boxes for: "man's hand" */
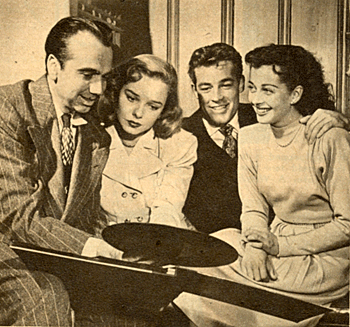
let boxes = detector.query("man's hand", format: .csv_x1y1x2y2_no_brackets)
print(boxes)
300,109,350,144
83,237,124,260
240,244,277,282
83,238,155,264
245,228,279,256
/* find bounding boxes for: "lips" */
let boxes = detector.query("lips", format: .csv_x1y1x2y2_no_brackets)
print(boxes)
80,94,98,106
209,103,229,111
254,106,271,115
127,120,141,128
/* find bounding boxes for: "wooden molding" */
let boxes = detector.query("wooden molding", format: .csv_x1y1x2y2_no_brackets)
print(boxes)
221,0,234,45
336,0,348,113
167,0,180,71
278,0,291,45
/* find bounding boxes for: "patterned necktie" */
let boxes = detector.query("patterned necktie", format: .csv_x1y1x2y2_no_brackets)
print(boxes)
61,114,74,166
219,124,237,159
61,114,74,192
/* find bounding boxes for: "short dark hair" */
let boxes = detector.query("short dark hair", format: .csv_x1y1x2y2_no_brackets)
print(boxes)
188,43,243,85
45,16,113,70
245,44,335,115
100,54,182,139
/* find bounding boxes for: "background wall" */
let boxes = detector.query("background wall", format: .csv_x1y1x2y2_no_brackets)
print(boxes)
150,0,345,116
0,0,347,115
150,0,222,116
0,0,71,84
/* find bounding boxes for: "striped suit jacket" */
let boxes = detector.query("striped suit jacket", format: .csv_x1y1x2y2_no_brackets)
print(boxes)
0,75,111,254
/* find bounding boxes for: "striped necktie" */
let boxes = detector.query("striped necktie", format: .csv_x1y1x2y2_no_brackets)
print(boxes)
219,124,237,159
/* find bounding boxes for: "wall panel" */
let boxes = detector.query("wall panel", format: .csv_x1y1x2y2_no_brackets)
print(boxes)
292,0,338,102
234,0,279,103
0,0,70,85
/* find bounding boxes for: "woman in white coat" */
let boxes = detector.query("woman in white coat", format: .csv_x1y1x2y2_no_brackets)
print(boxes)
99,54,197,230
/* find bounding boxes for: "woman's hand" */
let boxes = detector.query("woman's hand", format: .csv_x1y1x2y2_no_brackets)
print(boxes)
244,228,279,256
241,244,277,282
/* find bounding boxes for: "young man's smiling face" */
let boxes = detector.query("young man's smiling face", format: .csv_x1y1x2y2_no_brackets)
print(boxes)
193,60,244,127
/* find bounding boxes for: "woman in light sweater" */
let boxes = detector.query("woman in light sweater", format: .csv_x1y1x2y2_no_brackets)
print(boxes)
174,44,349,327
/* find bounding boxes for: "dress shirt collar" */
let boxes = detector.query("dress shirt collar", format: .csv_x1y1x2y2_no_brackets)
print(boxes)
202,111,239,137
49,81,87,128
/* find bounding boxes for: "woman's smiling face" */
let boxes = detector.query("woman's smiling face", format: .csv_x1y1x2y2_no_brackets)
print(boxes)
116,75,168,140
248,65,302,127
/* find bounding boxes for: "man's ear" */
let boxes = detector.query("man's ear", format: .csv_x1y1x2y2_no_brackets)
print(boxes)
47,54,61,83
191,83,199,100
239,75,245,93
291,85,303,105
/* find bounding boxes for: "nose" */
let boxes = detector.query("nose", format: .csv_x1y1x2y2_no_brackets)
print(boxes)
133,104,144,119
249,89,261,106
212,87,223,102
89,77,106,95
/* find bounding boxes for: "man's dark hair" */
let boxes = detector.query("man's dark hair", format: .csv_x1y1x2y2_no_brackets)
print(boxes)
45,16,113,70
188,43,243,85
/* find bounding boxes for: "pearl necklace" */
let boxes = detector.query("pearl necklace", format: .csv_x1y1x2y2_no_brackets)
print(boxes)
274,125,301,148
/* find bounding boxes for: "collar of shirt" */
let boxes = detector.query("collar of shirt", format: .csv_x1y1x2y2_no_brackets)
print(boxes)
50,85,88,132
203,112,239,148
51,95,88,151
55,110,88,131
106,125,157,153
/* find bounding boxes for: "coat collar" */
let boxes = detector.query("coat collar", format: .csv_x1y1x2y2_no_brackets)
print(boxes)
104,126,163,189
29,75,57,128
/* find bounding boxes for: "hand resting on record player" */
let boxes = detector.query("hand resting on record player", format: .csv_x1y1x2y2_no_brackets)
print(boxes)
82,236,157,264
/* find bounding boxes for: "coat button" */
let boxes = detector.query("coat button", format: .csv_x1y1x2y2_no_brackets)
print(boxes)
121,192,128,198
132,193,138,199
136,216,143,222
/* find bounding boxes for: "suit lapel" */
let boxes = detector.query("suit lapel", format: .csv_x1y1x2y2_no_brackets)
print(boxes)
63,118,110,224
27,76,66,217
27,76,111,224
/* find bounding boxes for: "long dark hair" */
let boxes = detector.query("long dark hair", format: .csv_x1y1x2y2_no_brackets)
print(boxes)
245,44,335,115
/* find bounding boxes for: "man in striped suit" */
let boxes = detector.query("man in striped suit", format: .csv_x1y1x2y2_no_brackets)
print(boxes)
0,17,123,325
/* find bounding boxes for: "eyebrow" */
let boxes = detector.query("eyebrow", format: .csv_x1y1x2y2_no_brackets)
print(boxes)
149,100,163,106
220,78,235,84
261,83,278,88
77,68,102,75
125,88,139,98
248,81,279,88
125,88,164,106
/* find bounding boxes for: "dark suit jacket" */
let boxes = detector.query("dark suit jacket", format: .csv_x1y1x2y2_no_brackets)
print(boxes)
0,76,111,254
182,104,257,233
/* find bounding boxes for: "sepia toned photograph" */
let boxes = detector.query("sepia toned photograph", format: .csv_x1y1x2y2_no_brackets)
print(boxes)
0,0,348,326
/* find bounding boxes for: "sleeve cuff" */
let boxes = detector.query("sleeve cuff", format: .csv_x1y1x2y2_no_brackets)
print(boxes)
81,237,104,257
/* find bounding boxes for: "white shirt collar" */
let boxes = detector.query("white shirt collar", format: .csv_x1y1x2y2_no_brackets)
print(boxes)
203,111,239,137
48,80,88,128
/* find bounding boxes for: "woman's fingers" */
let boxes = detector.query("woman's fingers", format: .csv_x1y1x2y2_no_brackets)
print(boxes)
266,257,277,280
